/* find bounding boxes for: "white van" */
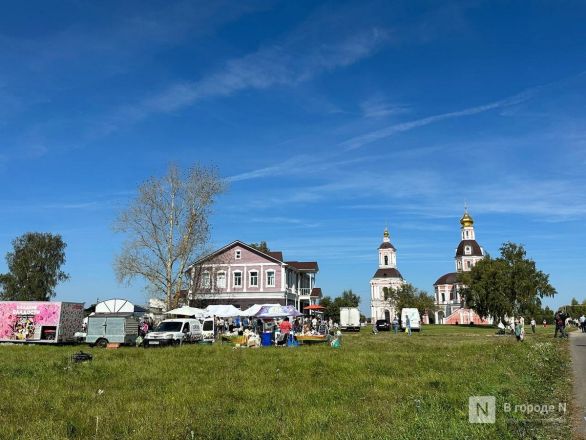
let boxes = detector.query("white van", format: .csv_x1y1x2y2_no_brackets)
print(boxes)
201,317,216,343
144,319,203,347
340,307,361,332
401,308,421,332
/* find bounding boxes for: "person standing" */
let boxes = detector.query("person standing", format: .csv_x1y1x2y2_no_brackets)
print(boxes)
530,318,536,334
279,317,292,346
392,316,399,334
406,315,411,336
579,314,586,333
543,319,547,328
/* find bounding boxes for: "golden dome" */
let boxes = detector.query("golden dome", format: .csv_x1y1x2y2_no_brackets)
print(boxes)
383,227,389,238
460,210,474,227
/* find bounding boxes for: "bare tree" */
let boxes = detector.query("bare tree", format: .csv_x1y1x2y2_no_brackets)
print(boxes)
114,164,226,309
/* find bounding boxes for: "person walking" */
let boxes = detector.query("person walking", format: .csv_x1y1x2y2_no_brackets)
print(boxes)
579,314,586,333
515,319,523,342
405,315,412,336
392,316,399,334
530,318,536,334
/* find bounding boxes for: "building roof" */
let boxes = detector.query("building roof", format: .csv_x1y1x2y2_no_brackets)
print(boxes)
267,251,283,261
434,272,460,285
379,242,396,250
455,240,484,257
372,268,403,279
286,261,319,271
310,288,322,298
186,240,284,270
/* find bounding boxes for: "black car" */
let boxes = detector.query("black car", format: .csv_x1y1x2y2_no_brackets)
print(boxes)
375,319,391,331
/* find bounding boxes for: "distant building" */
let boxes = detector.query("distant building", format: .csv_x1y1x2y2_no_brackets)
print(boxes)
433,210,490,325
370,228,405,322
186,240,321,310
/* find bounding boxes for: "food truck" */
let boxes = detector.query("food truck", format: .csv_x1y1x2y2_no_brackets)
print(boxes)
0,301,84,344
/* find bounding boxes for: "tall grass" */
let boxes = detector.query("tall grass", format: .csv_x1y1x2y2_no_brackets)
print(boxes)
0,325,572,439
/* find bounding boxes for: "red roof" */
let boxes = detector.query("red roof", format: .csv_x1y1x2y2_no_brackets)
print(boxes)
267,251,283,261
310,288,322,298
286,261,319,271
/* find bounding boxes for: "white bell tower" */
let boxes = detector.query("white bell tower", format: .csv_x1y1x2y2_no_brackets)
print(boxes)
379,228,397,268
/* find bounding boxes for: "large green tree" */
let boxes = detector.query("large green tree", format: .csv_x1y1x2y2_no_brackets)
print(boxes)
319,290,360,320
249,241,270,254
0,232,69,301
383,283,436,318
461,242,556,322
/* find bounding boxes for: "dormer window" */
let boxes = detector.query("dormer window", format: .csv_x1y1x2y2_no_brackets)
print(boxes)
464,245,471,255
235,250,241,259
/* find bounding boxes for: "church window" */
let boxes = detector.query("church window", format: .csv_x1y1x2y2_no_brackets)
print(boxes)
466,260,472,269
384,255,388,266
465,246,471,255
441,292,445,302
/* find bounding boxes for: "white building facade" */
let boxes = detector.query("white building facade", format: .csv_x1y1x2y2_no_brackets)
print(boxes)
370,228,405,322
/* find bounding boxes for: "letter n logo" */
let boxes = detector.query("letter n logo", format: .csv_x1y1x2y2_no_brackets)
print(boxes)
469,396,496,423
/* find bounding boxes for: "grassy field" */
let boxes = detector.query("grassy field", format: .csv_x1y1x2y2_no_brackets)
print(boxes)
0,325,574,440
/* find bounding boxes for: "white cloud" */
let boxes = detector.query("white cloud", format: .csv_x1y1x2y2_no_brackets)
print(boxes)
117,27,389,125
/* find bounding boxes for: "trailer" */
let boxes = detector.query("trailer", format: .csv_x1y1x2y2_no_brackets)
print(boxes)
84,299,145,347
340,307,361,332
0,301,84,344
86,313,140,347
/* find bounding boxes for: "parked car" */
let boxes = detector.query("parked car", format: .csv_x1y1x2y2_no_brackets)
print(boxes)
143,319,203,347
375,319,391,331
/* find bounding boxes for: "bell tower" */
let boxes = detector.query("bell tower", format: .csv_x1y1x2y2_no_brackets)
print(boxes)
379,228,397,268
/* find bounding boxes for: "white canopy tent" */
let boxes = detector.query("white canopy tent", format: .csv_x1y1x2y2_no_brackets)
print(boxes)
239,304,281,317
205,304,242,318
165,306,208,318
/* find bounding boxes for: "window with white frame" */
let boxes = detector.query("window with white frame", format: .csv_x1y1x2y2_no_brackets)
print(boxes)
235,250,241,259
233,271,242,287
249,270,258,287
466,260,472,269
266,270,275,287
201,271,211,288
464,245,471,255
216,271,226,289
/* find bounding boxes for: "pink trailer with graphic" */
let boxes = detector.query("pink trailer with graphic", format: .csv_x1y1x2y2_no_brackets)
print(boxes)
0,301,84,344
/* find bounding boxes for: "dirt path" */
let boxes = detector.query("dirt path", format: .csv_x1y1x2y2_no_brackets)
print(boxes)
570,331,586,439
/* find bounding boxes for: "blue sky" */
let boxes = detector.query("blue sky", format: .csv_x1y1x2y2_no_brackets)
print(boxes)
1,1,585,315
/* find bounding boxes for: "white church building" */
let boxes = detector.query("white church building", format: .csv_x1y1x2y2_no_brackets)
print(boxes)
433,209,491,325
370,228,405,322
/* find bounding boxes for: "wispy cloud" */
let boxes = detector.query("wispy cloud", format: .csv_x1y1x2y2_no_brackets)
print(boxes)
341,86,542,150
360,96,409,119
113,28,389,128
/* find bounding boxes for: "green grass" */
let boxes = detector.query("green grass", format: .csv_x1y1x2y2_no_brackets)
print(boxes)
0,325,573,440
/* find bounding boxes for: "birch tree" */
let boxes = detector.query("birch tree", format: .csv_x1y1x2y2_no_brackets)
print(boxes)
114,164,226,309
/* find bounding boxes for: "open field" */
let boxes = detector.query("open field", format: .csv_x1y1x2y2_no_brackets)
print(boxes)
0,325,573,440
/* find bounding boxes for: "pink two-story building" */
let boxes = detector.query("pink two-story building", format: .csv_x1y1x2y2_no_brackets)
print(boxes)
185,240,321,310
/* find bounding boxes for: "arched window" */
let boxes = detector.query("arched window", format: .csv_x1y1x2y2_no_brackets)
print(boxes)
465,245,471,255
384,255,389,266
